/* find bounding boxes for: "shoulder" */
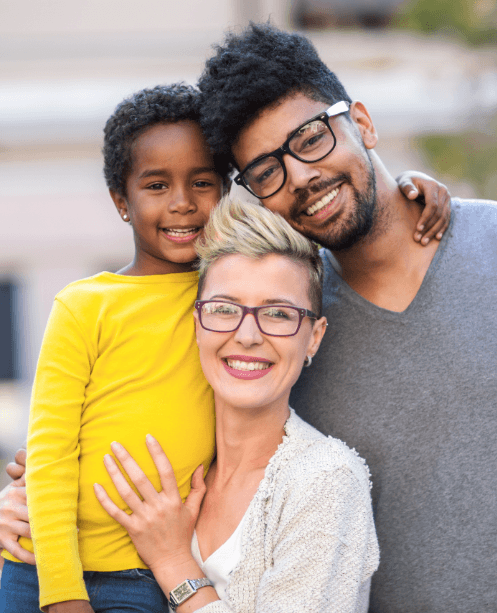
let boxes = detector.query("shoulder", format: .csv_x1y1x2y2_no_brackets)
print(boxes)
451,198,497,232
279,410,372,494
55,272,114,304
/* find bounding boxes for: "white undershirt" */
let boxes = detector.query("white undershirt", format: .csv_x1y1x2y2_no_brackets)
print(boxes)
167,509,249,612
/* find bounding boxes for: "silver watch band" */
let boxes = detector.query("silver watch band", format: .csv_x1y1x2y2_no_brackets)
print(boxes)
169,577,213,611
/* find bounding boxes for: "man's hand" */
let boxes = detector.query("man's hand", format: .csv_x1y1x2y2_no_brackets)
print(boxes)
0,482,34,564
6,448,27,486
47,601,95,613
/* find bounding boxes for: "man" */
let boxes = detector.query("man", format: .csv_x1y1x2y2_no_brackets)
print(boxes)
197,23,497,612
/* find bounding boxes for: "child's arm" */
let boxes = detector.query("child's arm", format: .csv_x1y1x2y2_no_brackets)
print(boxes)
27,298,94,610
396,171,451,244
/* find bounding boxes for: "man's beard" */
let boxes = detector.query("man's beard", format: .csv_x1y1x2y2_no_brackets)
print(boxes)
290,153,378,252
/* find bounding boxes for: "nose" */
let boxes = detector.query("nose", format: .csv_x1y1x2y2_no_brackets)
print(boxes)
168,186,196,214
233,313,264,348
284,155,321,194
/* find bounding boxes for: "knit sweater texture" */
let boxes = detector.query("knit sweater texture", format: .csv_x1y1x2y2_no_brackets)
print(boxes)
197,409,379,613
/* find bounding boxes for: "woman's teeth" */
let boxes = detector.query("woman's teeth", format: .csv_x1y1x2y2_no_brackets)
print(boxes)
226,359,271,371
306,186,340,216
163,227,199,237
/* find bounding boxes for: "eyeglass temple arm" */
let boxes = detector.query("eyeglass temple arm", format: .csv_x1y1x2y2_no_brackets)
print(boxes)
326,101,350,117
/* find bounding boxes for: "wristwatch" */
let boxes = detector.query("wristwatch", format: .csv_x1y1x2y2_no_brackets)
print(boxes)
169,578,213,610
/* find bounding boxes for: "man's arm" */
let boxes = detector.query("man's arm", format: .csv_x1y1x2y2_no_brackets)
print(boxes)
0,448,34,564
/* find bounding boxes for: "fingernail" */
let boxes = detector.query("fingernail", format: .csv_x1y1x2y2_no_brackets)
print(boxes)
93,483,102,491
110,441,123,452
103,454,112,464
146,434,157,444
418,224,424,231
422,237,429,245
414,233,422,241
436,232,443,239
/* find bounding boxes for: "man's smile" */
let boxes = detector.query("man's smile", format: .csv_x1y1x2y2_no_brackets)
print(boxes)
305,185,341,217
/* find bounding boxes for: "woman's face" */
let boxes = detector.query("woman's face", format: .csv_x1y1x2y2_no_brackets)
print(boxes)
194,253,327,412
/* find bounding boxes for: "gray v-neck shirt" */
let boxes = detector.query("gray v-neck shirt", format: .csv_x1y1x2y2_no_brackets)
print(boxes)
290,199,497,613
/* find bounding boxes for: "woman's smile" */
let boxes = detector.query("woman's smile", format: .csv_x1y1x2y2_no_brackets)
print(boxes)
222,354,274,380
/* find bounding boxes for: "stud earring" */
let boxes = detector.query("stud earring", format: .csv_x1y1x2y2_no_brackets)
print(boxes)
304,355,313,368
122,214,129,222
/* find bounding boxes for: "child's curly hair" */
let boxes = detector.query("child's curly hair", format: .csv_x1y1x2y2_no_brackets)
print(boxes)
103,83,229,196
198,23,352,171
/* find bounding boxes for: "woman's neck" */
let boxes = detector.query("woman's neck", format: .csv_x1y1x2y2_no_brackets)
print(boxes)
211,397,290,486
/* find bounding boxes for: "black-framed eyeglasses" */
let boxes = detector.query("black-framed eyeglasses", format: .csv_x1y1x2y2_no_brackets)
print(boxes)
234,100,350,200
195,300,318,337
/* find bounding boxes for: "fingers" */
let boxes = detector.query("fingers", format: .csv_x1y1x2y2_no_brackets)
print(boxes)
145,435,181,499
14,449,27,467
102,452,144,513
398,179,419,201
184,465,206,519
6,462,25,482
108,441,161,503
93,483,133,529
2,539,36,565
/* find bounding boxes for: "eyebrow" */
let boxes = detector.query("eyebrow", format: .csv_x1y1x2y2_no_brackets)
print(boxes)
138,166,218,180
207,294,298,306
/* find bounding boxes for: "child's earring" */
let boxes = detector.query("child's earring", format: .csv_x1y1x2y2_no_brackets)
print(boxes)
122,213,130,222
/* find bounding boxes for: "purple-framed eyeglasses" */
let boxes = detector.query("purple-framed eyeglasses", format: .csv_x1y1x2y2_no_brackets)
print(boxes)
195,300,318,337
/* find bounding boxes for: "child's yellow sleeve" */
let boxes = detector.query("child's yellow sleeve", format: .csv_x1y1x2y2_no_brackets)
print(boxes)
26,297,95,608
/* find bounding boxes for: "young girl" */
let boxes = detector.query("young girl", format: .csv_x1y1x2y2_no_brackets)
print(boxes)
0,83,448,613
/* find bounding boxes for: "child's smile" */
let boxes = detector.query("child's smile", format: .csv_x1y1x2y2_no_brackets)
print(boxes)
111,120,224,276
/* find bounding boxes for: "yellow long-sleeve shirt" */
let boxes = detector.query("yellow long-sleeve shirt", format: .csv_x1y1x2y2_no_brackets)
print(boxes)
3,271,215,608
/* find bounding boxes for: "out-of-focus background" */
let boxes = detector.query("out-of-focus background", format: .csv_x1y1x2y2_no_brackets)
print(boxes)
1,0,497,487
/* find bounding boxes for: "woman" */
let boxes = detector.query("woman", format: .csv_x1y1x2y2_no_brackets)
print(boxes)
90,197,379,612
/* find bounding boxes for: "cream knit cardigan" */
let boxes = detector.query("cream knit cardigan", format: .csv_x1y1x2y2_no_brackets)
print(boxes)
197,409,379,613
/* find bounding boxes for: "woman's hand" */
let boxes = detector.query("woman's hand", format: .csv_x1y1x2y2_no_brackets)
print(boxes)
94,435,206,573
396,171,451,245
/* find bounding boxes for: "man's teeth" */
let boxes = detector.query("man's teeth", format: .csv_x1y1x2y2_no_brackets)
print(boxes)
164,228,199,237
226,359,271,371
306,187,340,216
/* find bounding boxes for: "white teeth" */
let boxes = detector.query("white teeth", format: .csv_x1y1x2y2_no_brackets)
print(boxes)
306,187,340,216
226,359,271,371
164,228,199,237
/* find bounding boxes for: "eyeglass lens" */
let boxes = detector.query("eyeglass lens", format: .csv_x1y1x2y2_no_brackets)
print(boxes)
200,302,301,336
243,118,334,198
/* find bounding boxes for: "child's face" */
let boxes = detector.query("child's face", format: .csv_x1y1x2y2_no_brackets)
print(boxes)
112,120,224,275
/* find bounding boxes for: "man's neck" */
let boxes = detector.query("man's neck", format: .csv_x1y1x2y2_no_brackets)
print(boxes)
331,158,441,312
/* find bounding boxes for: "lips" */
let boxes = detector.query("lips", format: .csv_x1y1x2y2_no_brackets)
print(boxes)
161,227,202,243
222,355,274,380
305,185,341,216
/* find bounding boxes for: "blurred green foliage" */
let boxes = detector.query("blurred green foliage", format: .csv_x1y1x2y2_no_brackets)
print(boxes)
395,0,497,45
415,115,497,198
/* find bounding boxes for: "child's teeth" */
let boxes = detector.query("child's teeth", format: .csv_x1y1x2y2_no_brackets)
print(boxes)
306,187,340,216
165,228,198,237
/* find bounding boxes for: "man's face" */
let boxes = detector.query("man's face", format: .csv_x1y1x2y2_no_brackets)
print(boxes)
232,93,378,251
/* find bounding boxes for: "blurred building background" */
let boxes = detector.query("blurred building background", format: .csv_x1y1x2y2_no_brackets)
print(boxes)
1,0,497,486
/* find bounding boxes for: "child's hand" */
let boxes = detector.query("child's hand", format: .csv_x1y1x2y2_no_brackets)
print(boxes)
6,448,26,486
0,483,34,564
94,435,206,574
396,171,451,245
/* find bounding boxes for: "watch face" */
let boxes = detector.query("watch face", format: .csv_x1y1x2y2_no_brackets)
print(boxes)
172,581,195,604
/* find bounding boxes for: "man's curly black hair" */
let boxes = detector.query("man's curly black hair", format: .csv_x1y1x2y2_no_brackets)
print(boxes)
198,23,352,170
103,83,229,196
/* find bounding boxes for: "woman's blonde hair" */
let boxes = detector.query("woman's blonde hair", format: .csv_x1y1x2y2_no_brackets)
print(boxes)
196,197,324,316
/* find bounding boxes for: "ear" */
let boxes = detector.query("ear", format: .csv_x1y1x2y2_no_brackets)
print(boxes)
305,316,327,362
349,101,378,150
110,189,130,222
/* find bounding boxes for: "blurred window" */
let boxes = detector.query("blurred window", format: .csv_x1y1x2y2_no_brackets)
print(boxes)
0,281,17,380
